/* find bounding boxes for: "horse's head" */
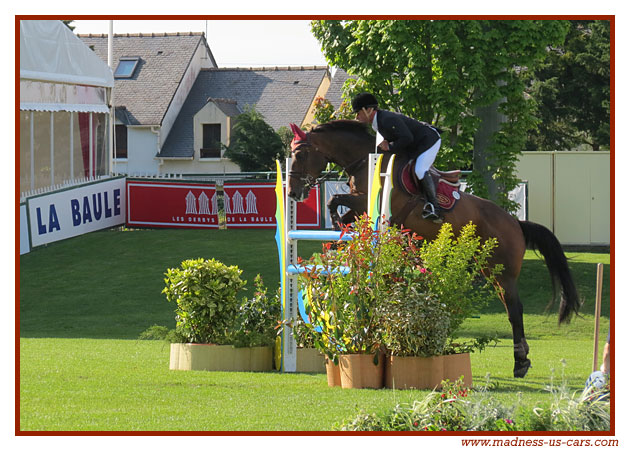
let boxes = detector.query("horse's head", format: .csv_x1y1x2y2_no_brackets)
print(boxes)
287,123,329,201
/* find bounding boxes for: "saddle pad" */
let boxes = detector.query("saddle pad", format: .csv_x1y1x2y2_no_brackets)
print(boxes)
400,163,419,195
436,179,461,211
399,161,461,211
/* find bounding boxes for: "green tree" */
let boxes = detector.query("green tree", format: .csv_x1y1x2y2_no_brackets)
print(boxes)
223,107,287,172
276,125,294,156
311,20,569,210
526,20,610,152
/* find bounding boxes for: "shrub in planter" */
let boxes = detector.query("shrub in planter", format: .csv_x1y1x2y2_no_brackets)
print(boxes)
378,223,501,388
162,258,246,344
297,217,503,388
419,222,503,333
300,215,402,363
378,285,453,390
291,315,316,349
298,214,409,362
378,284,451,357
297,215,417,388
232,275,281,348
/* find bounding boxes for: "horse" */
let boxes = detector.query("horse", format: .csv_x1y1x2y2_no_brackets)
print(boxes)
287,120,580,378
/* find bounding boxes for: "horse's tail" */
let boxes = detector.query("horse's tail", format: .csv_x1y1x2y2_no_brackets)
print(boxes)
518,220,581,324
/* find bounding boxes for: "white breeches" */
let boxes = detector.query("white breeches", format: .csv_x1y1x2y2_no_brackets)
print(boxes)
414,138,441,180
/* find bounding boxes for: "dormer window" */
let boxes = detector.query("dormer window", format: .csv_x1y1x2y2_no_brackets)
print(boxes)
201,124,222,159
114,57,140,79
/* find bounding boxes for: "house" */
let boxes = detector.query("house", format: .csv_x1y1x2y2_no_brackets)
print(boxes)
79,33,335,176
79,32,217,176
159,66,331,174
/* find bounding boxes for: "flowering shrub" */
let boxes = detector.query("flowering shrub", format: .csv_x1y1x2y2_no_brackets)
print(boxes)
298,215,414,360
312,96,354,124
336,378,517,431
518,362,611,431
336,372,611,431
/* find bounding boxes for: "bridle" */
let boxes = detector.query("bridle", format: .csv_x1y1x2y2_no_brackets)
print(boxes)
289,133,367,190
289,136,321,190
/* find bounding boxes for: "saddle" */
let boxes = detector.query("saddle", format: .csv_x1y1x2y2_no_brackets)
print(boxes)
399,162,462,211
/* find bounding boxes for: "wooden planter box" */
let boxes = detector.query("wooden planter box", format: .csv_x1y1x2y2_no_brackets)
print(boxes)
384,353,472,390
339,354,384,389
325,357,341,387
169,343,273,372
296,347,326,373
442,352,473,387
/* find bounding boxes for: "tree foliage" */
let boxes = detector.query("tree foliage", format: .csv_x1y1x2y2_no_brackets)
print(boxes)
223,107,287,172
526,20,610,151
311,20,569,210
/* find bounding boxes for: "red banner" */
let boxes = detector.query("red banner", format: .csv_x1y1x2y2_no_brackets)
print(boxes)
127,180,219,228
126,180,320,229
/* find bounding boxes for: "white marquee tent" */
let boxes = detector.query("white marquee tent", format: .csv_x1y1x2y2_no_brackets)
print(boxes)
19,20,114,198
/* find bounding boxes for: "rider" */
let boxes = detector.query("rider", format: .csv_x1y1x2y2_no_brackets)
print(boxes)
352,92,442,222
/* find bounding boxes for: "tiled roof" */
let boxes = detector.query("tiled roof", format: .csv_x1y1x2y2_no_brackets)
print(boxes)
210,98,242,117
160,66,329,158
78,32,214,126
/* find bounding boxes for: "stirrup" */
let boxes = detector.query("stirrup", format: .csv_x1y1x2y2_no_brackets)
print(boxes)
422,202,443,223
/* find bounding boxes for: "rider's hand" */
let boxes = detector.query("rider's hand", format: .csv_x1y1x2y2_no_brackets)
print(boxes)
378,141,390,151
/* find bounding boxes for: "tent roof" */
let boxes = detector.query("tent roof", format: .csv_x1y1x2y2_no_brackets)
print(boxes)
20,20,114,88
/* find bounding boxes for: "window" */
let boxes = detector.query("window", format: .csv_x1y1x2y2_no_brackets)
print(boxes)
114,58,140,78
201,124,222,158
115,124,128,159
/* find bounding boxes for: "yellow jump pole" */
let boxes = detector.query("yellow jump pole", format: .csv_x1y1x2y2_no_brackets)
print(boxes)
592,263,604,372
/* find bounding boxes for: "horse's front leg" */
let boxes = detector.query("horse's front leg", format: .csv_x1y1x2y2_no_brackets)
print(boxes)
340,210,360,225
327,194,345,230
327,193,367,230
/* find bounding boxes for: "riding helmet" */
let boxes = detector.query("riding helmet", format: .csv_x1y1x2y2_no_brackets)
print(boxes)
352,92,379,113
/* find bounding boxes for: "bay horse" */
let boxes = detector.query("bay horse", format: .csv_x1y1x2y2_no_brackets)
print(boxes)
287,120,580,378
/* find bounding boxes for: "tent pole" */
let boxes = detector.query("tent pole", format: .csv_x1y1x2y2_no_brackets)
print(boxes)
108,20,115,177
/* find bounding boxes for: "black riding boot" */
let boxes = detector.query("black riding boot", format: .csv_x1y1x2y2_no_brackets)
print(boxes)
420,175,443,223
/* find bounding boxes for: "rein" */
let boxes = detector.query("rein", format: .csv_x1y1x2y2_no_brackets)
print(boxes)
289,139,320,189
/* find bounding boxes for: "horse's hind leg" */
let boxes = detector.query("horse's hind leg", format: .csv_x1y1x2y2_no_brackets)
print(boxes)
503,281,531,378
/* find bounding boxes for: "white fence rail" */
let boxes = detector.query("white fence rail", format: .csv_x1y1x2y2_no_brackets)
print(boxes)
20,175,110,203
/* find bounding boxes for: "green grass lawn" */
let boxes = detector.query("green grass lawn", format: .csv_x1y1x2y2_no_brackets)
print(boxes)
19,335,602,431
19,228,322,339
18,227,611,431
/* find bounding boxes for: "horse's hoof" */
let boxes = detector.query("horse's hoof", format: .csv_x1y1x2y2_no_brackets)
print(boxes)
513,359,532,378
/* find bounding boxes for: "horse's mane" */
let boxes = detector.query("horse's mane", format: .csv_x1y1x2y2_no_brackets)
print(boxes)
311,120,372,138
